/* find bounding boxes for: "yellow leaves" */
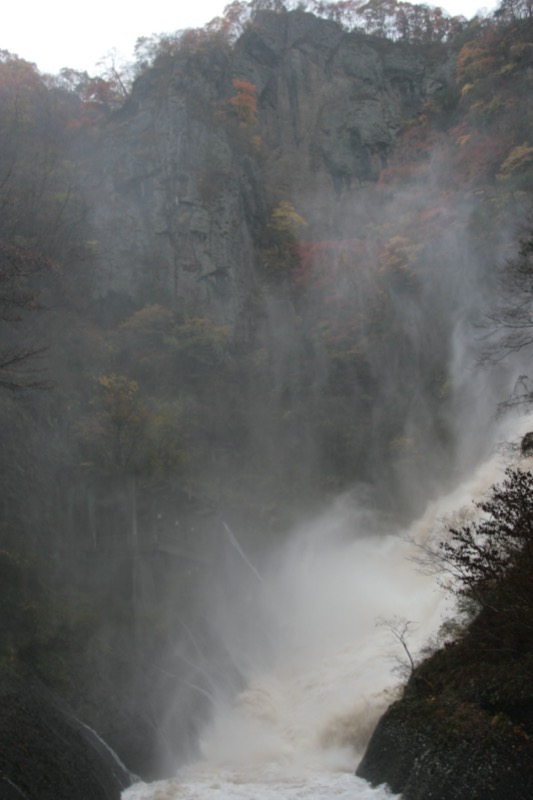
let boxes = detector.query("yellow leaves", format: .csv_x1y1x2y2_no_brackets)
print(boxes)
176,316,230,342
144,402,187,477
389,435,416,452
172,317,231,355
96,373,145,432
93,373,148,468
120,303,174,342
97,372,139,400
261,201,308,279
269,201,308,237
482,95,504,118
379,235,421,274
89,372,185,477
160,316,232,376
456,42,499,86
498,63,516,78
87,374,187,476
497,144,533,179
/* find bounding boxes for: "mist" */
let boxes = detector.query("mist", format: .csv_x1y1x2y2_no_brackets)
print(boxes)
121,84,530,798
124,407,533,800
1,5,532,799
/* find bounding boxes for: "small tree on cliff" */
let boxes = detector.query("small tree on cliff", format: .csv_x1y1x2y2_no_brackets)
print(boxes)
228,79,257,126
484,225,533,365
438,468,533,617
0,241,52,391
90,374,149,469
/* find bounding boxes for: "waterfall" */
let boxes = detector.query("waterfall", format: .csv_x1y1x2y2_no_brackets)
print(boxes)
68,714,139,784
122,415,530,800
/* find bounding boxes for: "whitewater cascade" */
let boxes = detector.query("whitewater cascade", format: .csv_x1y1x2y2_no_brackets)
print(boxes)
123,418,531,800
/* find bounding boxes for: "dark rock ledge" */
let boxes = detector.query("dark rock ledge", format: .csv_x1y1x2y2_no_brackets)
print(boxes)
357,690,533,800
0,675,135,800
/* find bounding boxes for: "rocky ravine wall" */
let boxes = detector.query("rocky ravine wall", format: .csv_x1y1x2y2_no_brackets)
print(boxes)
80,10,453,325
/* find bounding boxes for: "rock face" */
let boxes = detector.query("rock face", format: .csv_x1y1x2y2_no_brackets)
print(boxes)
357,694,533,800
0,675,134,800
80,10,452,322
235,11,447,200
356,638,533,800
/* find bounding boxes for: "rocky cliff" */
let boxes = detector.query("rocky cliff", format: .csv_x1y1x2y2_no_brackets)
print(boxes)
81,10,452,324
357,645,533,800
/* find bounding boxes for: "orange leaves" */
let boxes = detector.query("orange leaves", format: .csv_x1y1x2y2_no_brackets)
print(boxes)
456,41,500,86
81,76,123,107
0,53,46,139
451,130,511,185
0,51,42,94
228,79,258,126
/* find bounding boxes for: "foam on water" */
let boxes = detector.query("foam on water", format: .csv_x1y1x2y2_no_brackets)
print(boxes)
124,768,397,800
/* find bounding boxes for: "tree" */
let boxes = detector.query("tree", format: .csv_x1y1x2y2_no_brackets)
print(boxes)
0,241,53,390
494,0,533,23
377,616,419,680
310,0,464,42
0,52,89,391
0,53,84,256
437,468,533,615
259,201,309,280
483,225,533,374
228,79,258,126
91,374,149,469
96,49,132,101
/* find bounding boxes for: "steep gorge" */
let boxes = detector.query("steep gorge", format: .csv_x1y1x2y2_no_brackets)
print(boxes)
1,5,533,796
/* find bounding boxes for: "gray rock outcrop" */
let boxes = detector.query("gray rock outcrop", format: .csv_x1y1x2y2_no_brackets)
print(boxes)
79,11,452,322
356,693,533,800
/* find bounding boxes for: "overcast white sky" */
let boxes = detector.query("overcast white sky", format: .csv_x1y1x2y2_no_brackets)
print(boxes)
4,0,496,76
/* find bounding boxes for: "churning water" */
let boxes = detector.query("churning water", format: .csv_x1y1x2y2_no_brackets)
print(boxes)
123,420,529,800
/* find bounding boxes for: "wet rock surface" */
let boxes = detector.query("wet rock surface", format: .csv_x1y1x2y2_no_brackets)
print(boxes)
0,675,134,800
357,674,533,799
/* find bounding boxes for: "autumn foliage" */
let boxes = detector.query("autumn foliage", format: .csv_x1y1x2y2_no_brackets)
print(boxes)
228,78,258,126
